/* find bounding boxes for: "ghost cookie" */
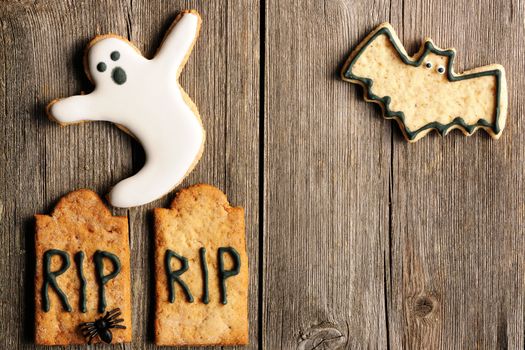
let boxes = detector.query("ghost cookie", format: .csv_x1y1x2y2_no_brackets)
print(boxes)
341,23,507,142
154,184,249,346
47,10,205,207
34,189,131,345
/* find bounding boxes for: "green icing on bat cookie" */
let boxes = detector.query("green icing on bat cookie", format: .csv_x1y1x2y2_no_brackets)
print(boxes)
341,23,507,142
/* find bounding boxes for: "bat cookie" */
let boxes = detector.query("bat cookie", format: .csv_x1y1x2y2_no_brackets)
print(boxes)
341,23,507,142
47,10,205,207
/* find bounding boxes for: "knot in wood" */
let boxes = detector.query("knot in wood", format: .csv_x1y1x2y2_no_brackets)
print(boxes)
297,325,346,350
413,296,434,317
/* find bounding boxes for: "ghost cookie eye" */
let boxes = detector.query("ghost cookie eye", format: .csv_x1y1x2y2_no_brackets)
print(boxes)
110,51,120,61
425,61,432,69
437,65,445,74
96,62,107,72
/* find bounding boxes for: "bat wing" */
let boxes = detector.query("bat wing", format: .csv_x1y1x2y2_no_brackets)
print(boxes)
405,69,503,136
342,24,414,112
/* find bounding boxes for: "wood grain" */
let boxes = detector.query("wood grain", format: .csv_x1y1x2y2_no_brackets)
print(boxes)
0,0,259,349
264,0,392,348
388,1,525,348
1,0,524,349
1,2,134,350
264,0,523,349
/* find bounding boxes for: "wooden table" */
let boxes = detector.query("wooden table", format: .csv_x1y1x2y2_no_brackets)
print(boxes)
1,1,523,349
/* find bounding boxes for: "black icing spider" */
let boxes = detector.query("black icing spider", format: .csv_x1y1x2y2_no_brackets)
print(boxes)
79,308,126,344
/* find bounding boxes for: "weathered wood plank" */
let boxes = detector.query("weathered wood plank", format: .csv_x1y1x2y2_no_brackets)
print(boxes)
263,0,392,348
3,0,524,348
0,0,259,349
388,1,525,348
127,1,260,349
1,1,133,349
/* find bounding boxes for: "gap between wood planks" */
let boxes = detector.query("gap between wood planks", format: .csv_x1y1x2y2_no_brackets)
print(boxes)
383,1,401,348
258,1,266,349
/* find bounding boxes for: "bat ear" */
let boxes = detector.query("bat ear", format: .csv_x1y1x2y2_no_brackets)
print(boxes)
424,39,435,50
377,23,409,58
424,38,456,56
373,22,396,33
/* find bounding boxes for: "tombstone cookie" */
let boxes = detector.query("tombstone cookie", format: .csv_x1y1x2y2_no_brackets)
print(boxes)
47,10,205,207
341,23,507,142
154,184,249,345
34,190,131,345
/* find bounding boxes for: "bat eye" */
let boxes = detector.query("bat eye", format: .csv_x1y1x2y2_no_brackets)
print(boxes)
437,66,445,74
425,62,432,69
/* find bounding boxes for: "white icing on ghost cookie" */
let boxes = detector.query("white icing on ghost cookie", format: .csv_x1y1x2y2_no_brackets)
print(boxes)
47,10,205,208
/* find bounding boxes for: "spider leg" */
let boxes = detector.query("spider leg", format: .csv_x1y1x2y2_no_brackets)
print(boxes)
111,325,127,329
84,332,98,340
81,326,97,334
109,318,124,325
107,317,122,325
83,328,98,337
105,308,121,319
109,321,125,328
79,322,95,327
106,316,122,325
107,312,122,319
87,332,98,344
105,310,122,322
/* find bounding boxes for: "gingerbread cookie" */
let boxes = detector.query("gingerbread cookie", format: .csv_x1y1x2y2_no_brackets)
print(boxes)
341,23,507,142
34,190,131,345
154,184,249,346
47,10,205,208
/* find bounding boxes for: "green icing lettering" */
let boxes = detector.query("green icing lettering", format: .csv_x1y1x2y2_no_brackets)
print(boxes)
94,250,121,313
165,250,194,303
74,251,87,313
218,247,241,305
42,249,72,312
199,248,210,304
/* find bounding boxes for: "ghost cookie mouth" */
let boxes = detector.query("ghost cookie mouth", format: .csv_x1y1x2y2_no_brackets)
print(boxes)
111,67,127,85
